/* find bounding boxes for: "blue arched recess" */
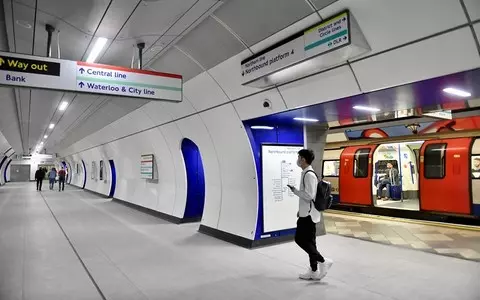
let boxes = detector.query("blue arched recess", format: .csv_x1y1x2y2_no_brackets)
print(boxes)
108,159,116,198
4,159,11,183
181,138,205,221
81,160,87,189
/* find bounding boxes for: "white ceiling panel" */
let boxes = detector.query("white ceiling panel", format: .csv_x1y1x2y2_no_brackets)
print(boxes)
28,90,63,148
37,0,109,36
101,35,159,67
33,10,91,60
351,28,480,92
90,0,138,39
150,47,203,81
464,0,480,21
164,0,220,36
183,72,229,111
311,0,338,10
0,0,9,50
279,65,361,109
213,0,313,46
208,49,262,100
0,87,22,153
176,16,246,70
11,0,35,54
116,0,196,40
320,0,468,60
475,23,480,44
233,88,287,120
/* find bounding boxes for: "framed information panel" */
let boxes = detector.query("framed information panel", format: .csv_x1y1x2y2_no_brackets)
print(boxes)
141,154,154,179
261,144,303,233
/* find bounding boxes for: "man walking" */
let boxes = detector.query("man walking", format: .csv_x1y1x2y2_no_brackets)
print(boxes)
35,167,45,191
58,167,66,192
288,149,333,280
48,167,57,190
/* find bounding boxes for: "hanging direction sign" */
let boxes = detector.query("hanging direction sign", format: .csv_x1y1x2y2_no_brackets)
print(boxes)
0,51,182,102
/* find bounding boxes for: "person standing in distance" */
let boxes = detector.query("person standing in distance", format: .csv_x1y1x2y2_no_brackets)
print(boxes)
35,167,45,191
288,149,333,280
58,167,66,192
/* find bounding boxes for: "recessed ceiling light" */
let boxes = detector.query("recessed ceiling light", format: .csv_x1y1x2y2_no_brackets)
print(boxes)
293,117,319,122
44,135,48,139
442,87,471,98
251,126,274,130
49,123,55,129
86,37,108,63
16,20,32,29
59,101,68,111
353,105,381,112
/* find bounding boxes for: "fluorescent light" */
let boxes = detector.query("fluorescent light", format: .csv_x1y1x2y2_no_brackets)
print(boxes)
49,123,55,129
294,117,319,122
251,126,274,130
59,101,68,111
353,105,381,112
44,135,48,139
443,87,471,97
86,37,108,63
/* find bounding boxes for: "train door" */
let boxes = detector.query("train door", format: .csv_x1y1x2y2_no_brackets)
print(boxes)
419,138,471,214
322,149,343,203
339,145,376,205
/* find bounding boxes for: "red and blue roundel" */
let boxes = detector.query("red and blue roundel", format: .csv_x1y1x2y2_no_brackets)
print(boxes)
361,128,389,138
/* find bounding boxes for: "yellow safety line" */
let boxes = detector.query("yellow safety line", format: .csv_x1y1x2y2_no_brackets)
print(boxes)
325,210,480,232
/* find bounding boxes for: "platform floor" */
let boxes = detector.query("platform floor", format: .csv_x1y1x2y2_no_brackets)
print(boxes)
324,211,480,262
0,183,479,300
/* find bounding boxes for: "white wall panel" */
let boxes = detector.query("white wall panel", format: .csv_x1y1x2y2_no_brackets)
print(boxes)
175,115,222,227
158,123,187,218
208,49,261,100
351,28,480,92
199,104,258,239
464,0,480,21
141,102,174,127
184,72,230,111
161,96,197,119
279,65,361,109
474,23,480,44
320,0,468,59
233,88,287,120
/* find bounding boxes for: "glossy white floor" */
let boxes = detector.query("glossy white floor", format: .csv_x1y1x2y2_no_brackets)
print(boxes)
0,183,478,300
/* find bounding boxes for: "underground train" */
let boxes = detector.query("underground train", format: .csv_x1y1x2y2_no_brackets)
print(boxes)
323,135,480,221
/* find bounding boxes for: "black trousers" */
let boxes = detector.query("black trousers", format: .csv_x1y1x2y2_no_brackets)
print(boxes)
295,216,324,271
58,178,65,191
36,179,43,191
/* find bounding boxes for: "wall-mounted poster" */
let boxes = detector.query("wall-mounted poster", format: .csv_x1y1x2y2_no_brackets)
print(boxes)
261,144,303,233
91,161,96,180
76,163,80,174
99,160,104,181
141,154,154,179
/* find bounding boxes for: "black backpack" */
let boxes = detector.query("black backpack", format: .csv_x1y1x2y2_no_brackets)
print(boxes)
303,170,333,211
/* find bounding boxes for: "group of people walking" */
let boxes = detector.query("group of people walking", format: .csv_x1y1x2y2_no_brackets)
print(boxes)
34,166,66,192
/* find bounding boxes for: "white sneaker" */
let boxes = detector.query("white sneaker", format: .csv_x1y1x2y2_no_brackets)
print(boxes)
318,258,333,279
299,268,321,281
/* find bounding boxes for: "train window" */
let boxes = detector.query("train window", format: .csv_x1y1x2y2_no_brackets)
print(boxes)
323,160,340,177
424,144,446,179
354,148,370,178
375,160,398,174
472,155,480,179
